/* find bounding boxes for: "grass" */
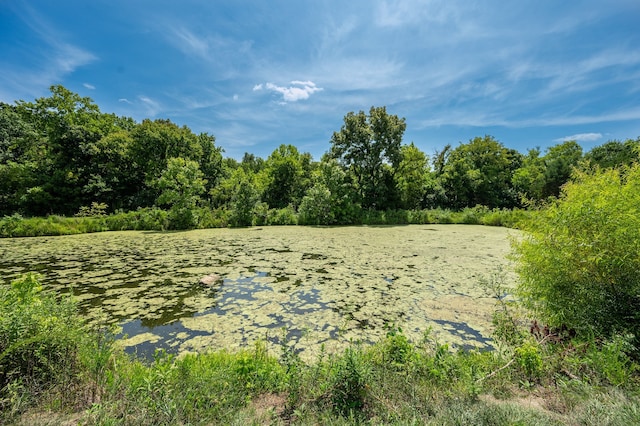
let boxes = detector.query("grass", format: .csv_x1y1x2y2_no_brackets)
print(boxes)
1,274,638,425
0,206,531,237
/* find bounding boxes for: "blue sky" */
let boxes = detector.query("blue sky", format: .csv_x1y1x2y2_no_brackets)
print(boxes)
1,1,639,160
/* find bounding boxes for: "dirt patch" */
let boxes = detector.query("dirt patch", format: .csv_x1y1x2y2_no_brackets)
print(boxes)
250,392,288,424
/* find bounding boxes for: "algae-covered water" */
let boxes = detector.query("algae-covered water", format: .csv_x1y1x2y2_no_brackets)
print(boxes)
0,225,518,360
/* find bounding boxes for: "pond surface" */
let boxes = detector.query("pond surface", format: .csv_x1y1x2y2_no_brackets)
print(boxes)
0,225,518,360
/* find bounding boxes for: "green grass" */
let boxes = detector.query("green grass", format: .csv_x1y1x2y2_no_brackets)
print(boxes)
0,206,531,237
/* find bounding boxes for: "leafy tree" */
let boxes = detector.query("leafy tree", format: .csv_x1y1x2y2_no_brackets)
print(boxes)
583,138,640,170
0,104,42,215
228,168,259,226
154,157,206,228
12,85,122,215
438,135,522,209
541,140,582,198
260,144,310,209
329,106,406,208
298,184,334,225
512,148,546,203
395,142,431,209
514,164,640,342
128,119,204,206
240,152,265,174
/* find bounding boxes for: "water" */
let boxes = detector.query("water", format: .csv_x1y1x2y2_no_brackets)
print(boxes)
0,225,518,360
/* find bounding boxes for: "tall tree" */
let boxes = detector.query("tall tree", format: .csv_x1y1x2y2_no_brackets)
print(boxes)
439,135,522,209
542,140,583,198
329,106,406,209
260,144,310,209
395,142,431,210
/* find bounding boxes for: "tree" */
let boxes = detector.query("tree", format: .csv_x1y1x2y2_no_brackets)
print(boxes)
514,164,640,342
438,135,522,209
197,133,224,197
395,142,431,210
129,119,204,206
541,140,582,198
583,138,640,170
228,168,259,227
13,85,121,215
512,148,546,203
154,157,206,229
260,144,310,209
0,104,42,215
329,106,406,209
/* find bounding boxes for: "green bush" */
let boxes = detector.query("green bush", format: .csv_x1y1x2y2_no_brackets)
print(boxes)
0,274,85,412
514,164,640,345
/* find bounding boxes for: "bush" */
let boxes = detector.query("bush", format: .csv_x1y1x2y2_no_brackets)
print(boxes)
0,274,85,413
513,164,640,345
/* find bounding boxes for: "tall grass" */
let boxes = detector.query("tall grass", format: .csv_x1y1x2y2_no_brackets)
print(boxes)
0,206,530,238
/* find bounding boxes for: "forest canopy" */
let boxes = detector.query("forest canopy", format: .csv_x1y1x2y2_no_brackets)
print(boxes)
1,86,639,223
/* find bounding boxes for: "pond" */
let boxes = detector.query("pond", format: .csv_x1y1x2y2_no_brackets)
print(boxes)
0,225,519,361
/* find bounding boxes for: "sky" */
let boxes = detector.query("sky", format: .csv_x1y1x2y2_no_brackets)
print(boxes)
1,0,639,160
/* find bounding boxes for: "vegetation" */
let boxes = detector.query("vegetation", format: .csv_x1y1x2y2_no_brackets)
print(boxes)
2,86,639,233
514,163,640,345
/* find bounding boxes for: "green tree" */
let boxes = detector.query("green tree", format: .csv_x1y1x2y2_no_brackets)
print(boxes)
514,164,640,342
438,135,522,209
541,140,582,198
154,157,206,229
13,85,122,215
260,144,310,209
329,106,406,209
395,142,431,209
197,133,224,197
512,148,546,203
0,104,42,215
583,138,640,170
228,168,259,226
129,119,204,206
298,184,334,225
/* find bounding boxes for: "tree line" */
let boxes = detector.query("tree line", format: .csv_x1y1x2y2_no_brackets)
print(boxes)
1,85,639,227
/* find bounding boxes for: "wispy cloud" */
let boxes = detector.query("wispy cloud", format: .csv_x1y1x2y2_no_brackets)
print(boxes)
118,98,132,104
554,133,603,143
83,83,95,90
171,27,209,59
138,95,161,116
0,3,96,100
254,80,323,102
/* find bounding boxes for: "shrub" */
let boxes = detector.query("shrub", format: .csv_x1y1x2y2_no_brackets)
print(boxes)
0,274,85,413
513,164,640,345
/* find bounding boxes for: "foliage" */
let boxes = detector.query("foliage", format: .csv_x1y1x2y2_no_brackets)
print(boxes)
582,138,640,170
513,164,640,343
0,274,85,414
153,157,206,229
330,106,406,208
437,135,522,209
228,169,259,227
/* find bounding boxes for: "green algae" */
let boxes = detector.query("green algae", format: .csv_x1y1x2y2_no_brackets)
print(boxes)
0,225,518,360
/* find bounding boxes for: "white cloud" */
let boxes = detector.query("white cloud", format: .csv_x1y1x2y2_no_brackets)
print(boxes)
83,83,95,90
259,80,323,102
138,95,161,116
118,98,132,104
233,94,239,101
554,133,603,143
171,27,209,58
